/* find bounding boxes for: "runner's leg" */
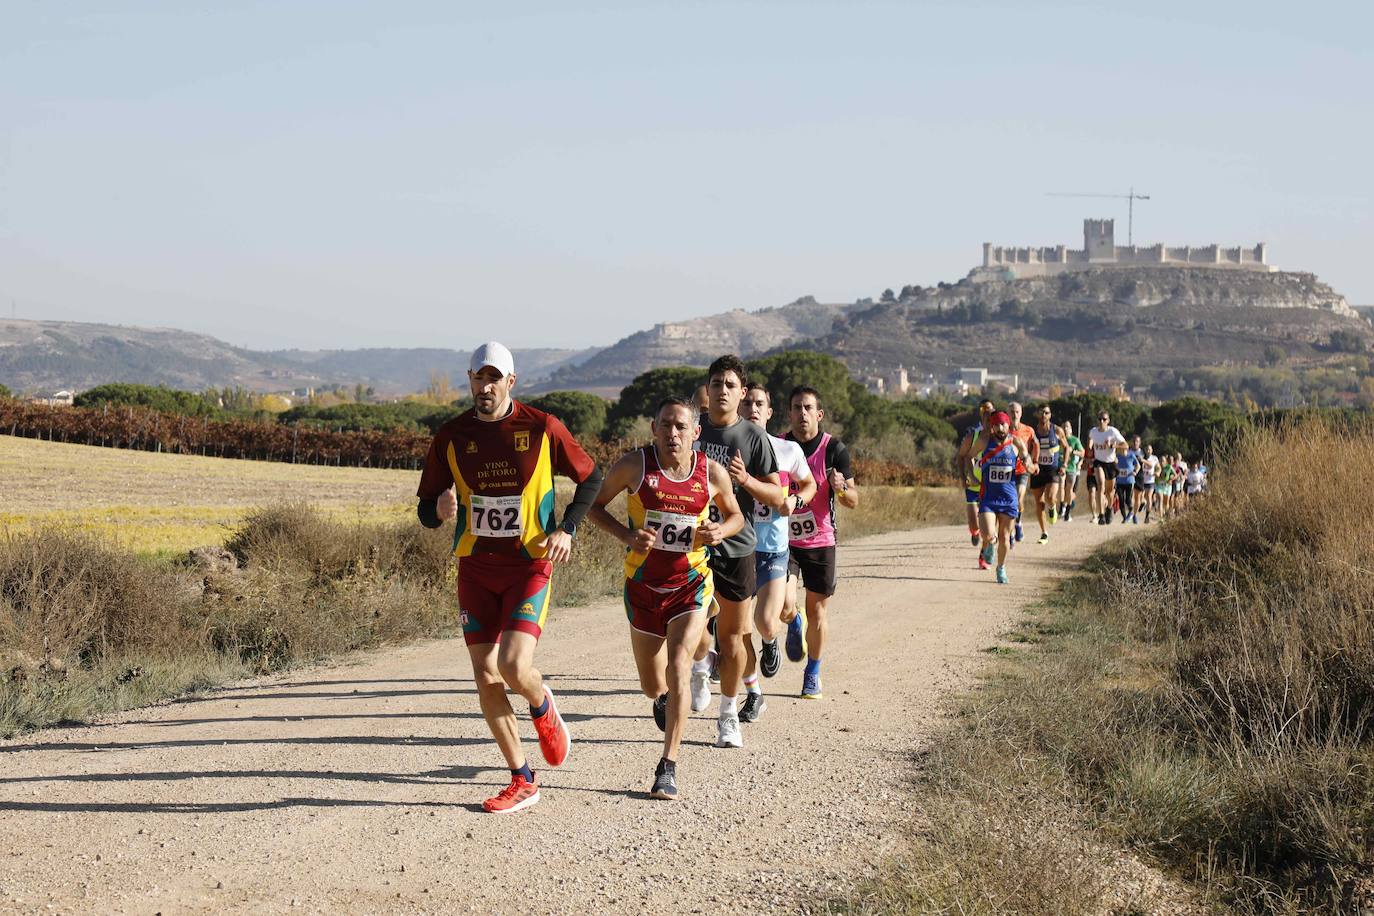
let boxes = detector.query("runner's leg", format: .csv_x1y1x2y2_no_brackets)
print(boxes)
629,629,668,700
495,630,546,709
468,643,527,771
663,609,707,763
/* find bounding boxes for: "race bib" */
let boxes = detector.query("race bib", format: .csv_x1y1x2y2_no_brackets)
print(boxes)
470,494,523,538
789,510,817,541
987,465,1013,484
645,510,696,553
1038,451,1056,467
753,498,773,522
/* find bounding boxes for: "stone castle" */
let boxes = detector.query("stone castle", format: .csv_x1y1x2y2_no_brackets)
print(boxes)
972,219,1272,281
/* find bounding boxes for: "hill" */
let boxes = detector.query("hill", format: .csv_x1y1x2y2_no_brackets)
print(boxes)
532,296,853,394
815,268,1369,382
0,319,591,395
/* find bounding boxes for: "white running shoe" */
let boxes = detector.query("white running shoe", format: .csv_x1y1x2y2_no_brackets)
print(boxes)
716,711,742,748
690,667,712,712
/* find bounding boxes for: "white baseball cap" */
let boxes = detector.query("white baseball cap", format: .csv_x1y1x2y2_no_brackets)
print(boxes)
469,341,515,377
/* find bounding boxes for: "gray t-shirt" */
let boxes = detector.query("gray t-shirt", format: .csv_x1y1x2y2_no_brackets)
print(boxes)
694,413,779,557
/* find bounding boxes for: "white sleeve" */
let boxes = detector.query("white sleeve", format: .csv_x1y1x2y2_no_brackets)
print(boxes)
790,448,812,480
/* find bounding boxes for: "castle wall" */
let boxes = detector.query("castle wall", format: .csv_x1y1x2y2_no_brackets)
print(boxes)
979,222,1271,279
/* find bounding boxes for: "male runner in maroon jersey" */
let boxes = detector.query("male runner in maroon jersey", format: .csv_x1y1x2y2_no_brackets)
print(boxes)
417,342,603,814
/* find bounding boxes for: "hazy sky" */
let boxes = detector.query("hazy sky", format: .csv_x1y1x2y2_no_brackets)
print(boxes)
2,1,1369,351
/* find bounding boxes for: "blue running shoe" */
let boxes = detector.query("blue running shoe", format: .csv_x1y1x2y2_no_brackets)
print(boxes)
980,544,994,566
785,612,805,663
801,669,822,699
1014,522,1023,542
996,566,1009,585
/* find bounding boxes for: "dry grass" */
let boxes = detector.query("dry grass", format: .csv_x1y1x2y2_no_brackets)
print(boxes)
857,417,1374,915
0,511,460,736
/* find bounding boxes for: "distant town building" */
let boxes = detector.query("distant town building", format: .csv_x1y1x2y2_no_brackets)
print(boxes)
28,389,74,406
972,219,1272,281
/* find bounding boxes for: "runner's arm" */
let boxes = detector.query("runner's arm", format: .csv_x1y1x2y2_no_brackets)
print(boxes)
782,472,818,517
829,439,859,510
955,432,973,489
728,439,784,510
557,463,603,535
587,454,654,552
416,432,456,529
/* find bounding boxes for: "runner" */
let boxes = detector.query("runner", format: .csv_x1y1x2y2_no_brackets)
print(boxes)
1028,404,1061,544
689,355,783,748
588,397,745,800
1058,420,1084,522
416,342,603,814
1185,459,1206,503
738,384,816,723
1138,443,1159,523
1155,453,1175,519
1173,454,1189,511
1006,402,1039,544
1116,442,1139,524
1087,411,1126,525
785,385,859,700
955,398,996,548
975,410,1030,584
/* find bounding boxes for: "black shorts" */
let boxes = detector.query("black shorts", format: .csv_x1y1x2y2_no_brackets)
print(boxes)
1029,467,1057,490
788,545,837,597
708,551,756,603
1092,459,1118,481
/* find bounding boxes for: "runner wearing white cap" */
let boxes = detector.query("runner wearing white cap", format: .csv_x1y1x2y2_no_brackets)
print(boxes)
417,341,604,814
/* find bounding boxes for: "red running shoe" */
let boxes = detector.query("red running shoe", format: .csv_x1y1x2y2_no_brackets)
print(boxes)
977,555,989,571
482,773,540,814
533,686,570,767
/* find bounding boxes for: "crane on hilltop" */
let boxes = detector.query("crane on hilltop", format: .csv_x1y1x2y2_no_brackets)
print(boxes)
1047,187,1151,246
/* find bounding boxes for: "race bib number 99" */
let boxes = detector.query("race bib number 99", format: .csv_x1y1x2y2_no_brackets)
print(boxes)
645,510,696,553
789,510,816,541
470,494,523,538
987,466,1013,484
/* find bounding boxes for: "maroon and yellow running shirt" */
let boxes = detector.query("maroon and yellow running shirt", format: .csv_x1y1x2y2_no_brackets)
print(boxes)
623,446,712,590
417,401,596,560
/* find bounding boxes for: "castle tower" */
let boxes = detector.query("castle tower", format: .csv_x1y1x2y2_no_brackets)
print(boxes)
1084,218,1115,262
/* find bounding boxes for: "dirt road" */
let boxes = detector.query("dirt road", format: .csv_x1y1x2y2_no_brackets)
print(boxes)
0,518,1124,914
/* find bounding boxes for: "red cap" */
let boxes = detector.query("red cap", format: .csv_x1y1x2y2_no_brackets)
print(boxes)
989,411,1010,425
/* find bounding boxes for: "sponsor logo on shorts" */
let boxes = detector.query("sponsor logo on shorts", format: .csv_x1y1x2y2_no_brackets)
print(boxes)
459,608,470,626
518,601,535,616
514,431,530,452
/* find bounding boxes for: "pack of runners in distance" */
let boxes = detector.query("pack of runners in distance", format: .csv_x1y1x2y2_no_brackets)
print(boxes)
416,345,858,812
955,398,1208,584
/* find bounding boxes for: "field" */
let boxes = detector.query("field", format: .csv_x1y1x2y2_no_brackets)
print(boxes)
0,435,417,555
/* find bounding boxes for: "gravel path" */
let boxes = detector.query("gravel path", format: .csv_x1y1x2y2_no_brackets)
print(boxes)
0,519,1123,914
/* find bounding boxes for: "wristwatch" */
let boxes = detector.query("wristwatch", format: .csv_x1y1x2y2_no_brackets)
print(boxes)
793,495,805,511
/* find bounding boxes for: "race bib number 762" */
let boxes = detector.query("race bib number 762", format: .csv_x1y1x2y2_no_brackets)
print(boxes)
470,494,523,538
